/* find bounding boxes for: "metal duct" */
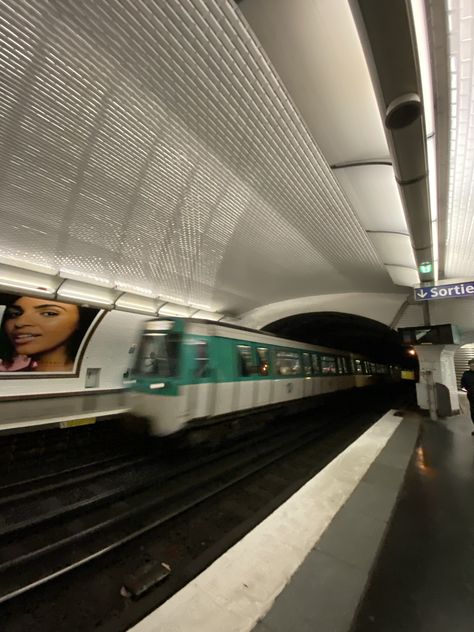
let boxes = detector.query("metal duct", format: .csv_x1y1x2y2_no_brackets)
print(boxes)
349,0,434,282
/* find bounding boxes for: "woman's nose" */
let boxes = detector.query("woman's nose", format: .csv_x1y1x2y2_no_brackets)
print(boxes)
12,314,31,327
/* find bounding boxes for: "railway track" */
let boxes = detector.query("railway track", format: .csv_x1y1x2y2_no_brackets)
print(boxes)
1,386,412,631
0,415,331,604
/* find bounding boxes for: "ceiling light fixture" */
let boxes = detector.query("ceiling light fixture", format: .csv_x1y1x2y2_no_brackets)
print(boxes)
410,0,439,281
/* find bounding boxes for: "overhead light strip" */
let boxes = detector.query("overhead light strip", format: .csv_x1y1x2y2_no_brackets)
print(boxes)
410,0,439,281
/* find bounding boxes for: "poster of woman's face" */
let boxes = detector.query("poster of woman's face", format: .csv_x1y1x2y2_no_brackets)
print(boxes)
0,294,100,374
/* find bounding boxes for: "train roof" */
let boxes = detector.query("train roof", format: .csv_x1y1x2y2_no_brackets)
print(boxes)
144,317,377,361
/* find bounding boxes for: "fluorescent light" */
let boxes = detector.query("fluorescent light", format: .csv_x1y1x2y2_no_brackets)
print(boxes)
0,264,59,298
0,254,58,276
159,303,194,317
114,282,156,297
57,290,114,306
57,280,117,307
410,0,439,279
115,293,159,315
410,0,435,136
60,268,114,288
0,280,54,296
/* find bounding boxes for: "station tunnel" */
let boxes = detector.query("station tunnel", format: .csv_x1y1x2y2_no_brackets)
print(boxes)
0,1,473,631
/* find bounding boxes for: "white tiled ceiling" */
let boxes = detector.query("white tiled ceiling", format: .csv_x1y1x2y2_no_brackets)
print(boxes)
0,0,397,314
445,0,474,278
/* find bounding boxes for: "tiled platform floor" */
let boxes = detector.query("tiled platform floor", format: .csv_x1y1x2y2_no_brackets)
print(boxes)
253,413,419,632
352,412,474,632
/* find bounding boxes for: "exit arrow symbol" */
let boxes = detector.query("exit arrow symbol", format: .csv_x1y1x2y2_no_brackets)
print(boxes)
416,289,428,298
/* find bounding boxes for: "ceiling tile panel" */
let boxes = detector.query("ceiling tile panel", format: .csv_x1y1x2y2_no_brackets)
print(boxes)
445,0,474,278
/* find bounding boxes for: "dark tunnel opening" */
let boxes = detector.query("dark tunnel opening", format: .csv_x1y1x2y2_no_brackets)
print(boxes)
263,312,418,369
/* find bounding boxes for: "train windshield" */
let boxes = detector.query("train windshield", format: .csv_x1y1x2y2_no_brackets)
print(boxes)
133,332,180,378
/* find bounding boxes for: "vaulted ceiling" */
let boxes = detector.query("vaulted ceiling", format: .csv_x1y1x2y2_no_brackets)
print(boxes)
0,1,469,318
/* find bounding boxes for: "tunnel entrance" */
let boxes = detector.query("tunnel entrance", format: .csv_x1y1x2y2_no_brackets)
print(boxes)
263,311,417,368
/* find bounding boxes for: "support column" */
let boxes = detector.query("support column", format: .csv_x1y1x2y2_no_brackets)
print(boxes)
415,345,460,419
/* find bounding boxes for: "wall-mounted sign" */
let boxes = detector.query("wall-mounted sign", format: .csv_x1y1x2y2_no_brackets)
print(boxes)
414,281,474,301
398,324,460,345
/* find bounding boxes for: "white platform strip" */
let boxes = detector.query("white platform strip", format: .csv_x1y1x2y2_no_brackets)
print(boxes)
129,410,403,632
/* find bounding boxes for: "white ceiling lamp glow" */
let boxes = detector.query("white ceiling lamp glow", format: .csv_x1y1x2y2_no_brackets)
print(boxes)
0,264,59,298
115,293,159,316
0,254,58,277
114,282,156,297
57,280,117,308
410,0,439,281
59,268,115,288
158,303,194,318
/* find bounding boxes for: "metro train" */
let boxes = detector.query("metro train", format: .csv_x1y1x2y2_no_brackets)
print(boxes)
127,317,398,436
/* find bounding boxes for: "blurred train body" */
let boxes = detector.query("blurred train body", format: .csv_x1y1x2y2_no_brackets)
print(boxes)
127,318,399,436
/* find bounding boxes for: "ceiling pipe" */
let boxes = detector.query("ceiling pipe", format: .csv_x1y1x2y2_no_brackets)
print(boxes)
349,0,434,283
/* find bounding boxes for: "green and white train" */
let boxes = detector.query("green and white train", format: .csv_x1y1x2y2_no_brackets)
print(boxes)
127,317,397,436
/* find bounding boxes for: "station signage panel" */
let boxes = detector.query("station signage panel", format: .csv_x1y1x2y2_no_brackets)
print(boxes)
414,281,474,301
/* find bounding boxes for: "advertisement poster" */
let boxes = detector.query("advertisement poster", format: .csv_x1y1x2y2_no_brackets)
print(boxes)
0,293,101,375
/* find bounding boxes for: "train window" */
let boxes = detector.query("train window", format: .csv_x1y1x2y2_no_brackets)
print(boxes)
275,350,302,376
194,341,210,378
342,357,349,374
257,347,270,376
237,345,256,377
336,357,344,375
321,356,337,374
354,359,363,374
302,352,312,376
134,333,180,377
311,354,321,375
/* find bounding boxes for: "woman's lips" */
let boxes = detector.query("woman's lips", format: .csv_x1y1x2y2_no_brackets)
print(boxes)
13,333,41,345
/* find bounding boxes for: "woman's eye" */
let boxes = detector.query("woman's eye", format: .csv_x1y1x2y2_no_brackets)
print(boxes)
41,311,59,317
5,309,21,319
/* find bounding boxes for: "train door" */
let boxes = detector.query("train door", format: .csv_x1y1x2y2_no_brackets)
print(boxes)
302,352,312,397
234,344,257,411
254,346,273,407
184,339,216,421
312,353,322,396
273,349,303,403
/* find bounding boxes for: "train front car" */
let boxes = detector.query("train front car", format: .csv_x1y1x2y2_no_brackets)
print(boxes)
126,317,399,438
127,318,187,435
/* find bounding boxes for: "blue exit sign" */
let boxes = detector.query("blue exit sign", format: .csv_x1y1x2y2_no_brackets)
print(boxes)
414,281,474,301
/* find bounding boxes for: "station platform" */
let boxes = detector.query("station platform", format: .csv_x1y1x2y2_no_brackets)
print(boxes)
0,390,128,433
128,406,474,632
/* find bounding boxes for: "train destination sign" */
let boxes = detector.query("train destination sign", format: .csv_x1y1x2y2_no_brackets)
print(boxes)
414,281,474,301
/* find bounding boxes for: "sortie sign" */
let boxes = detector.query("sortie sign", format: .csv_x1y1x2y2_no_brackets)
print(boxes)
414,281,474,301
